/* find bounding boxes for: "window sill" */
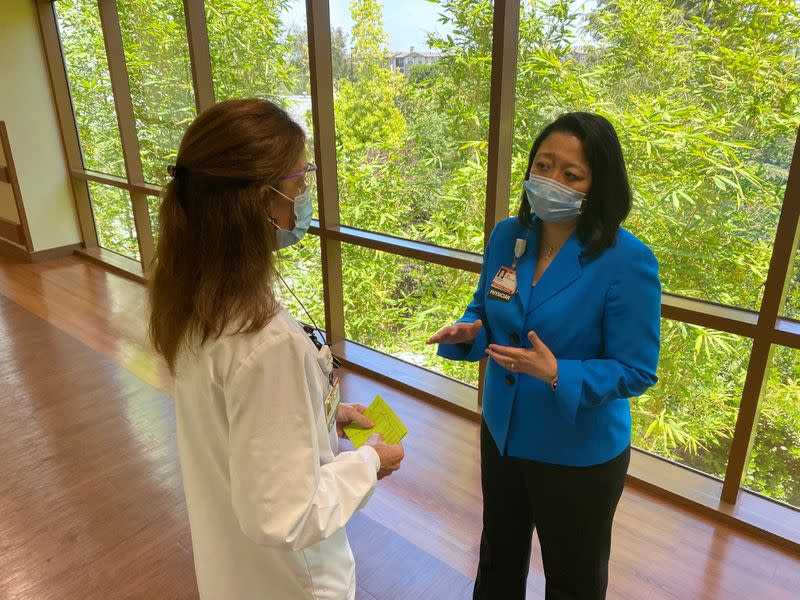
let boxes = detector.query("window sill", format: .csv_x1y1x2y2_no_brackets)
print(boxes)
76,246,146,283
330,339,480,416
628,449,800,553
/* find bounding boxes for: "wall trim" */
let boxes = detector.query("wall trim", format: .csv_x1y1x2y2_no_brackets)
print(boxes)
0,236,29,260
30,242,82,262
0,237,81,262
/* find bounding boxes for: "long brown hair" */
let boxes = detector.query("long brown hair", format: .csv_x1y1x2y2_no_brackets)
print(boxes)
148,99,306,373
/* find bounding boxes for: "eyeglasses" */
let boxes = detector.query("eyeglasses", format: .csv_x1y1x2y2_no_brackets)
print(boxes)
277,163,317,181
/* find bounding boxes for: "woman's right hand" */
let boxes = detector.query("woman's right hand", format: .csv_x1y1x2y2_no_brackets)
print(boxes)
426,319,483,345
365,434,405,480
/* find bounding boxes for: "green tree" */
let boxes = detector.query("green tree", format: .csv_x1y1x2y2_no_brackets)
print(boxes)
55,0,125,177
116,0,197,185
331,27,354,83
205,0,297,101
335,0,406,154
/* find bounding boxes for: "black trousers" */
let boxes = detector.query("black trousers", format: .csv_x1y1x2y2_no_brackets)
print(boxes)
473,420,630,600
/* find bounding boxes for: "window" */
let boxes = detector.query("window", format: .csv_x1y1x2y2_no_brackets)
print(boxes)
331,0,488,253
88,182,138,260
205,0,310,106
54,0,124,177
783,248,800,321
745,345,800,509
342,244,480,391
117,0,196,185
510,0,800,500
631,320,751,479
511,0,797,311
148,195,161,248
276,235,326,330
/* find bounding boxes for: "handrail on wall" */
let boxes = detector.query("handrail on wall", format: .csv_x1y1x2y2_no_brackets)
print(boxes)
0,120,33,251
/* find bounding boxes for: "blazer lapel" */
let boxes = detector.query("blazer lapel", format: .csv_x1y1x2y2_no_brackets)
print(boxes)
526,232,583,314
514,226,538,314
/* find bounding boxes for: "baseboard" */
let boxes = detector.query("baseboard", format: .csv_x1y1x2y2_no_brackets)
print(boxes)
0,237,82,263
30,242,82,263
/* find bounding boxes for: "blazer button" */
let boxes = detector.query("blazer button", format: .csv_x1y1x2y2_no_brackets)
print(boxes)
509,332,520,345
505,375,515,385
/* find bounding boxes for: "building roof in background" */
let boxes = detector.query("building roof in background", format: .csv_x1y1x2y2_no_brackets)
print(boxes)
390,50,441,59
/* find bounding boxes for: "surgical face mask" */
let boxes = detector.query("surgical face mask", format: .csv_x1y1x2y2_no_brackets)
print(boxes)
270,186,313,249
524,174,586,222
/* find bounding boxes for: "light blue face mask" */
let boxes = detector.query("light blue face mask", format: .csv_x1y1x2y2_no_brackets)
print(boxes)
270,186,313,249
524,174,586,222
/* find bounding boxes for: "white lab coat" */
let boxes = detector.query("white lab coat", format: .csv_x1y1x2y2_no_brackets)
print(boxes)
173,306,380,600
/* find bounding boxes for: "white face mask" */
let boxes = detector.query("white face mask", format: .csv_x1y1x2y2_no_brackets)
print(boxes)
524,174,586,222
269,186,313,249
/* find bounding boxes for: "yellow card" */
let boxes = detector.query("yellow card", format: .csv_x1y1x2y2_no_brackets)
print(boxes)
343,395,408,448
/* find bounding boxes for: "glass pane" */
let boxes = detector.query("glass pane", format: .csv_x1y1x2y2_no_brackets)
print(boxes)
745,345,800,509
276,234,325,330
88,182,140,261
148,195,161,248
117,0,196,186
512,0,800,310
631,319,752,479
332,0,488,253
54,0,124,176
205,0,309,107
341,244,480,392
783,247,800,320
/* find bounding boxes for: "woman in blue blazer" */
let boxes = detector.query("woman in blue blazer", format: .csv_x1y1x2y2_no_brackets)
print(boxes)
428,113,661,600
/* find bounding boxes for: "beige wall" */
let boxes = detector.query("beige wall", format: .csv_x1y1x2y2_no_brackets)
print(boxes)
0,0,80,251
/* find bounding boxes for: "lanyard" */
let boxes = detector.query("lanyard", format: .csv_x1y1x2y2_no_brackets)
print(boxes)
277,272,342,369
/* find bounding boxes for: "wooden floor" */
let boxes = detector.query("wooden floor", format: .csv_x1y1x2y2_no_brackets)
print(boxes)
1,253,799,600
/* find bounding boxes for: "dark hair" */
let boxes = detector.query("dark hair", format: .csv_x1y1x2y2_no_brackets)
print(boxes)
149,98,306,373
518,112,631,256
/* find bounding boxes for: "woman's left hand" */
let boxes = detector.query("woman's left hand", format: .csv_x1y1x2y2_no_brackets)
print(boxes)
486,330,558,383
336,403,374,439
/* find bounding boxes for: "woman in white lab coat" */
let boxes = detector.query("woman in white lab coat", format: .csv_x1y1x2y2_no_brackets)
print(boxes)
148,98,404,600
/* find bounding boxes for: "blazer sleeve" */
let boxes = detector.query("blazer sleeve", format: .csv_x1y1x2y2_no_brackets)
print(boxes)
436,226,495,363
225,332,379,551
553,244,661,424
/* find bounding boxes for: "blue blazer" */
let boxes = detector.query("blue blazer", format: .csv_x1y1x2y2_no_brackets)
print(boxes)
438,216,661,466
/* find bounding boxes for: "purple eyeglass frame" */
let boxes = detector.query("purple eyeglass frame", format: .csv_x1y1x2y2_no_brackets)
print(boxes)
277,163,317,181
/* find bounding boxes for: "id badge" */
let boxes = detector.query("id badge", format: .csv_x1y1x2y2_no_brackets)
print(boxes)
325,377,341,431
488,266,517,302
